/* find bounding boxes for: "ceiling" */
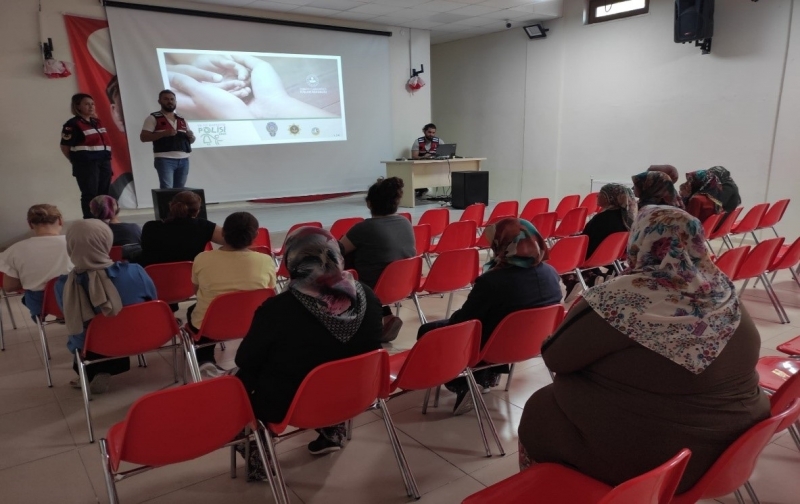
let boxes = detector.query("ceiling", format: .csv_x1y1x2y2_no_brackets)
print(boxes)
187,0,563,44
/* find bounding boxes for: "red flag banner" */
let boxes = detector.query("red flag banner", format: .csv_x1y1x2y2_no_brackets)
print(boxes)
64,15,136,207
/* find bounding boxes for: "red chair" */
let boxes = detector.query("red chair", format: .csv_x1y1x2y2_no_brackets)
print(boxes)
144,262,194,305
418,208,450,238
249,245,273,256
264,350,420,501
756,199,790,238
78,300,183,442
250,227,273,253
459,203,486,227
182,289,274,381
273,221,323,258
701,213,723,239
462,448,691,504
554,194,581,220
483,200,519,226
0,271,23,352
575,232,629,289
519,197,550,221
204,242,213,252
767,236,800,287
413,224,431,256
373,256,425,323
730,203,769,245
398,212,412,222
109,246,124,262
713,246,750,279
777,334,800,356
531,212,558,241
755,357,800,450
670,400,800,504
429,220,477,255
552,207,588,239
98,377,280,504
733,238,787,323
706,207,743,253
35,277,65,388
416,248,479,322
579,192,600,215
546,235,589,276
330,217,364,240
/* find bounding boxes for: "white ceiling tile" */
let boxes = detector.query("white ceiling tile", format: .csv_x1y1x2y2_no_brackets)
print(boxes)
307,0,364,10
476,0,537,8
452,16,498,26
190,0,255,6
447,4,501,16
246,1,302,11
406,19,445,29
249,0,314,5
431,22,472,32
416,0,470,13
292,5,345,16
386,8,431,20
372,0,433,6
349,3,402,15
428,12,471,23
329,10,378,20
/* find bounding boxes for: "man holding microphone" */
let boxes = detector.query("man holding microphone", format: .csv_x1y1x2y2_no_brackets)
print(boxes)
140,90,195,189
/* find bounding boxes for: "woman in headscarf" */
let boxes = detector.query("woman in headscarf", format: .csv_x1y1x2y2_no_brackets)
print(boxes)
54,220,157,394
235,227,382,465
517,206,768,494
631,171,683,209
416,218,562,415
680,170,724,223
707,166,741,213
647,164,679,183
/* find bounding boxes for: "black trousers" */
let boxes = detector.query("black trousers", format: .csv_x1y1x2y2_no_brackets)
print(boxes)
73,352,130,382
73,158,112,219
186,304,217,365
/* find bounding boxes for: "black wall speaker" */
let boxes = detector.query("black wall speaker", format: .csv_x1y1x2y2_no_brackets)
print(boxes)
451,171,489,210
675,0,714,43
151,188,208,220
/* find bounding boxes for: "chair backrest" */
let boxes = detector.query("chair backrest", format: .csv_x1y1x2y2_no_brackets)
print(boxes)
579,192,600,214
330,217,364,240
434,220,477,254
249,245,273,256
269,350,388,434
418,208,450,237
531,212,558,240
733,237,784,281
553,207,588,238
519,198,550,221
769,236,800,272
600,449,692,504
391,320,481,391
581,232,629,269
707,207,743,239
554,194,581,220
84,300,179,357
108,376,256,471
192,289,275,342
675,400,800,502
398,212,413,222
757,199,790,229
713,246,750,279
768,369,800,430
413,224,432,256
373,256,423,306
477,304,565,366
109,246,124,262
419,248,479,294
204,242,213,252
701,214,723,238
459,203,486,226
546,235,589,275
144,261,195,305
252,227,272,249
485,201,519,226
277,221,323,254
41,277,65,320
731,203,769,234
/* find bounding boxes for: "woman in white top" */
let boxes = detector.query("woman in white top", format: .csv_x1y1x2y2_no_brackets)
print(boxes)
0,204,73,318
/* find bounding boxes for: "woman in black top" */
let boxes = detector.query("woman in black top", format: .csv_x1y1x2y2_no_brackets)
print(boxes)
90,195,142,261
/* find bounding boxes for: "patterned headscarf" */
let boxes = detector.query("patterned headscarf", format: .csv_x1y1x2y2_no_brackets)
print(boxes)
284,227,365,342
598,183,637,230
684,170,724,213
582,205,740,374
707,166,733,184
632,171,683,209
647,165,679,183
483,218,547,272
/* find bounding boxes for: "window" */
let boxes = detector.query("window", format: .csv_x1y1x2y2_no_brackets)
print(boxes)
586,0,650,24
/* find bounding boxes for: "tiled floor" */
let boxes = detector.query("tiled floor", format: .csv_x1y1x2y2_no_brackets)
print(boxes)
1,230,799,503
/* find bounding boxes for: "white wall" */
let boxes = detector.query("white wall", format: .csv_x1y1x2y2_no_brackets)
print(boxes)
0,0,430,247
433,0,800,238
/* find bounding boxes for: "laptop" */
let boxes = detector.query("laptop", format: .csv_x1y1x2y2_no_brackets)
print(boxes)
434,143,457,159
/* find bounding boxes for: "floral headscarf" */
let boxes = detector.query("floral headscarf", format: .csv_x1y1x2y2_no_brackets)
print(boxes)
684,170,724,213
582,205,740,374
284,227,365,342
599,183,637,230
632,171,683,209
483,218,547,272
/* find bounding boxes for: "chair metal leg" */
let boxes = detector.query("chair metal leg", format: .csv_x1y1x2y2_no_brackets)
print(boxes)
378,399,420,499
0,312,4,351
78,359,95,443
424,253,432,269
743,481,761,504
742,278,751,291
346,418,353,441
263,428,290,504
412,294,427,325
575,269,589,291
378,400,413,496
253,426,285,504
467,369,505,456
789,422,800,451
137,354,148,368
3,292,17,330
230,445,237,479
733,488,747,504
505,363,515,391
37,317,53,387
464,371,492,457
172,336,179,384
181,331,202,382
445,292,454,319
761,274,789,324
433,385,441,408
772,226,780,238
750,231,760,245
220,342,226,351
99,438,120,504
421,388,431,414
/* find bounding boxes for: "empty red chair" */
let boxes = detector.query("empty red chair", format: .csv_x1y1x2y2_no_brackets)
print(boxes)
552,207,588,239
183,289,275,381
429,220,477,254
730,203,769,245
330,217,364,240
483,200,519,226
706,207,743,252
144,262,194,305
249,245,272,256
531,212,558,241
273,221,323,257
0,271,22,351
413,224,431,256
418,208,450,237
99,376,280,504
733,238,787,323
519,197,550,221
398,212,412,222
264,350,420,501
35,277,65,388
755,357,800,450
78,300,183,442
250,227,272,252
575,232,629,289
459,203,486,226
417,248,479,322
579,192,600,215
546,235,589,276
554,194,581,220
462,448,691,504
701,213,723,238
713,246,750,279
767,236,800,287
109,245,124,262
777,334,800,356
756,199,790,238
670,400,800,504
373,256,424,322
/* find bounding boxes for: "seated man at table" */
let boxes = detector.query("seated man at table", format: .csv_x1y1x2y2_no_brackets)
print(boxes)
411,123,443,197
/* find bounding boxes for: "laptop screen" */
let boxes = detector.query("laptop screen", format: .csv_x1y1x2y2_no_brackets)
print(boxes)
436,143,457,158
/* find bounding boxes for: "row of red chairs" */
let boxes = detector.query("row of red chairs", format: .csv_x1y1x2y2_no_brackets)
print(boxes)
704,199,791,254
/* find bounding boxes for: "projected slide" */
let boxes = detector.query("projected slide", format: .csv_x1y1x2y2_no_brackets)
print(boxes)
156,49,346,148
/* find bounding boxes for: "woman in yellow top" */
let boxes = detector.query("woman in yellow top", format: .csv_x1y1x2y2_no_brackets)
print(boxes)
188,211,276,378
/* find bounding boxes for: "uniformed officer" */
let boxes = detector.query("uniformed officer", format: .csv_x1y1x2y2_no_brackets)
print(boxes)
140,90,195,189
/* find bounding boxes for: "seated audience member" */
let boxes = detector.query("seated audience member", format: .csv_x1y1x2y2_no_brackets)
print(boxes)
139,191,223,266
680,170,723,223
89,195,142,261
0,204,73,319
707,166,742,230
632,170,682,209
647,164,679,183
416,218,562,415
340,177,415,342
235,227,382,475
518,205,768,494
54,220,157,393
187,212,276,379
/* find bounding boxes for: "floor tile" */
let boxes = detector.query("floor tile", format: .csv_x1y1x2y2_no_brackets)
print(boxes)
0,450,98,504
0,402,75,471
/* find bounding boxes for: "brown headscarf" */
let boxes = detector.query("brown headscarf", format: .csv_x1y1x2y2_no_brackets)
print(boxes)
482,218,548,272
632,171,683,209
647,165,679,183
